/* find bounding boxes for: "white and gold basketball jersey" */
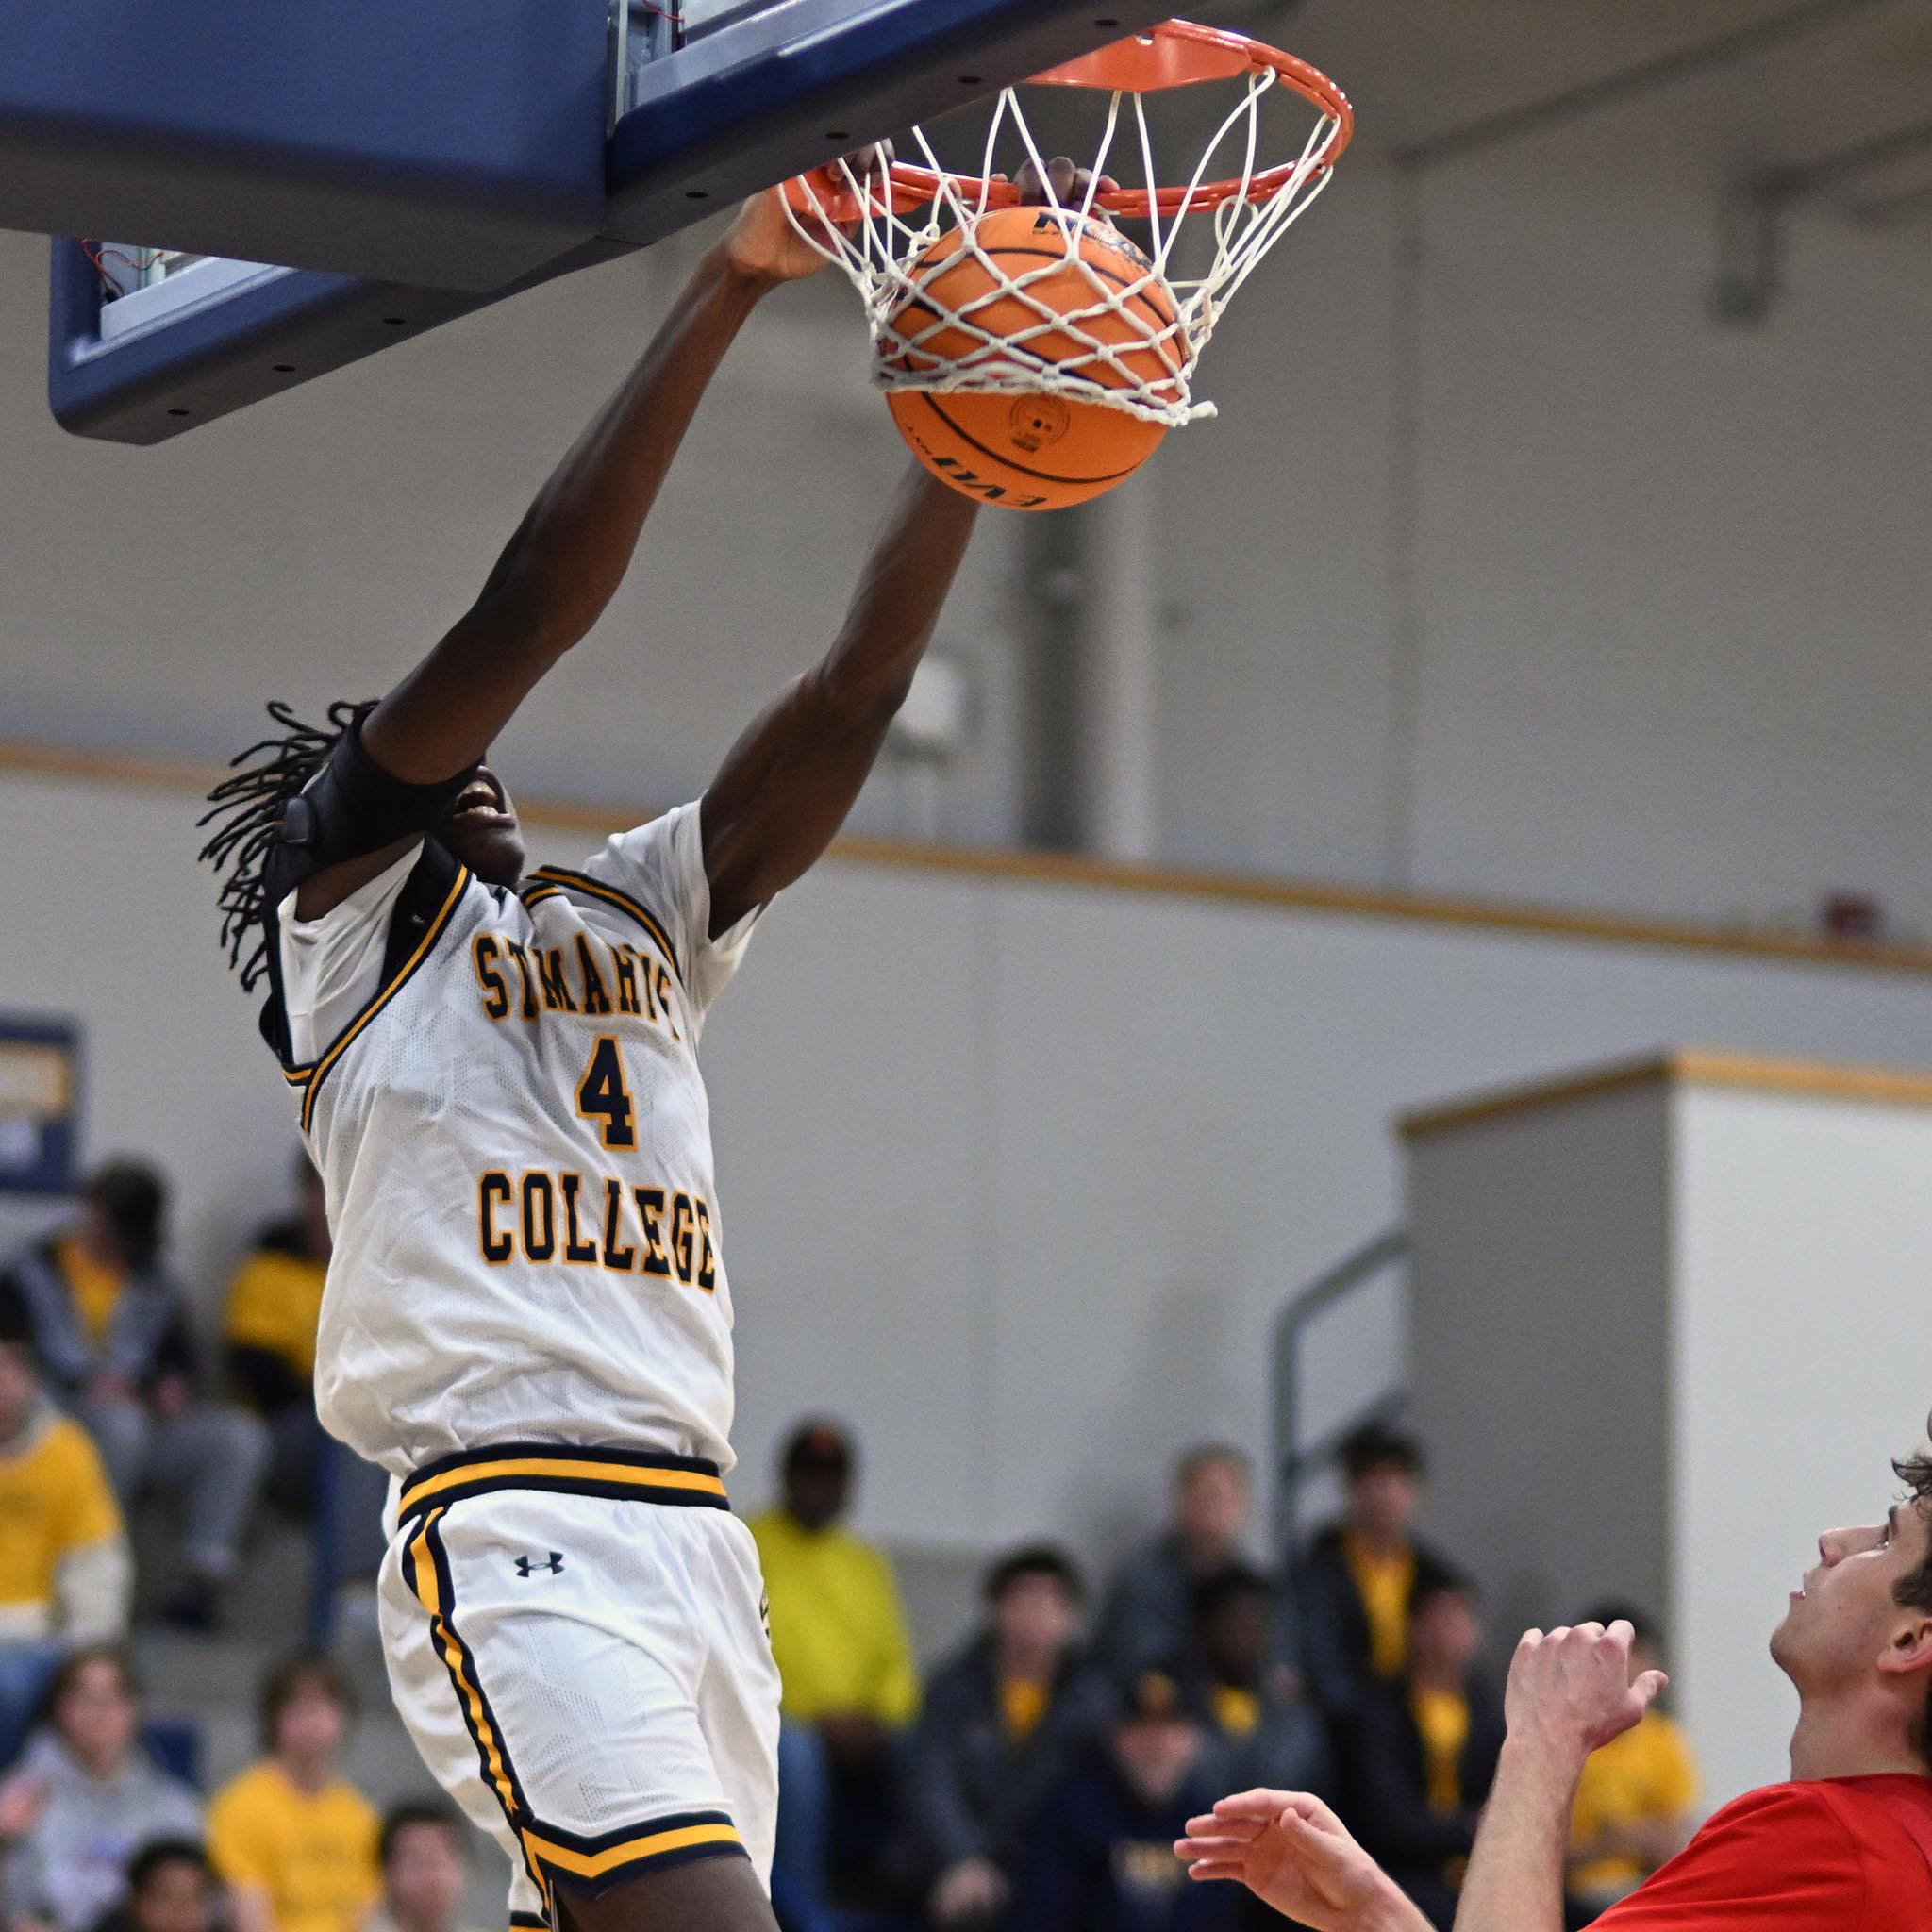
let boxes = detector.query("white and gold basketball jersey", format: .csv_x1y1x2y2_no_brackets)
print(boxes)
276,803,758,1477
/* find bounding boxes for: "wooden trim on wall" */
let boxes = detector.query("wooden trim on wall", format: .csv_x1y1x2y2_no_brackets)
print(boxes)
6,733,1932,980
1401,1049,1932,1140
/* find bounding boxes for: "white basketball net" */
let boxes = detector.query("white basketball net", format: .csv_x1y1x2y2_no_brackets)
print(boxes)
783,65,1344,428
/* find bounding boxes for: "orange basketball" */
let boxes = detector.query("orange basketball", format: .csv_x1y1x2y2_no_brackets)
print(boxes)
884,205,1184,512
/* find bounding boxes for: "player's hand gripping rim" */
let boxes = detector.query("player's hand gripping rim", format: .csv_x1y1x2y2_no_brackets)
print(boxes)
726,142,896,286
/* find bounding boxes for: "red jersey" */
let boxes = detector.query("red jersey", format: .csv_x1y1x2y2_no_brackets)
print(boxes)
1594,1774,1932,1929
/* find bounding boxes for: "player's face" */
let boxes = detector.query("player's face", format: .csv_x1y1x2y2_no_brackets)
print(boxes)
436,763,525,886
1771,1496,1932,1690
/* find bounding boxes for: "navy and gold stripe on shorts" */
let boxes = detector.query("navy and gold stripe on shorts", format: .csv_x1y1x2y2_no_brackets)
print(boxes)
519,1811,745,1896
397,1443,730,1524
404,1507,552,1905
404,1489,745,1904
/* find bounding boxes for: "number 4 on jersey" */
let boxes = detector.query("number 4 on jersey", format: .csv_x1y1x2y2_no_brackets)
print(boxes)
576,1036,637,1150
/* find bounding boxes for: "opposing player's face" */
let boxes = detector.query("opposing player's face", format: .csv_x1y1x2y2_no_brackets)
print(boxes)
1771,1495,1932,1691
436,764,525,886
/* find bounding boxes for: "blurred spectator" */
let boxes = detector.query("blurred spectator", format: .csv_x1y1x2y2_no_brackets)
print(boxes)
1564,1601,1697,1925
1296,1423,1459,1715
908,1545,1111,1929
1335,1571,1505,1931
1008,1669,1233,1932
0,1161,269,1629
1099,1447,1274,1682
0,1284,131,1765
207,1656,377,1932
0,1647,203,1932
750,1421,917,1932
365,1802,480,1932
223,1157,328,1519
86,1841,219,1932
1184,1566,1330,1800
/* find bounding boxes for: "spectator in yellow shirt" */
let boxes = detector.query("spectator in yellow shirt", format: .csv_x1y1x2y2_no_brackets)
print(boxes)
0,1285,131,1765
223,1158,330,1518
1295,1423,1463,1718
1565,1601,1698,1924
750,1419,918,1932
207,1656,378,1932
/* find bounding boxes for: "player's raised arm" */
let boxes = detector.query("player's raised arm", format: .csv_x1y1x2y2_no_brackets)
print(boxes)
361,192,832,790
697,157,1110,936
275,191,836,922
697,462,979,934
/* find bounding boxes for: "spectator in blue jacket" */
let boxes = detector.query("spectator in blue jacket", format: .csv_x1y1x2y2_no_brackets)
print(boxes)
1100,1446,1294,1683
1333,1569,1506,1931
1185,1564,1332,1801
1295,1423,1461,1718
908,1545,1111,1928
1008,1670,1236,1932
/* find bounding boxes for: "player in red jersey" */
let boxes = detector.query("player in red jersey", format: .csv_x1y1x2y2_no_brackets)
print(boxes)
1175,1431,1932,1929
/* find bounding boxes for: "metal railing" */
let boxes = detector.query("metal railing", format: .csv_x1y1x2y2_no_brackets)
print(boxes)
1272,1225,1410,1546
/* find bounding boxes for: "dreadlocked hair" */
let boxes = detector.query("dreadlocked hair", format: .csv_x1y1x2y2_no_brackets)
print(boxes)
197,699,376,991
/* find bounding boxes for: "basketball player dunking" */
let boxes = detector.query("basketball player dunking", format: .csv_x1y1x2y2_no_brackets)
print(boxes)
199,163,1086,1932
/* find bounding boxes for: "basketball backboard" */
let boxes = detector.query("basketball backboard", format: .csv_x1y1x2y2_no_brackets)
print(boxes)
33,0,1172,444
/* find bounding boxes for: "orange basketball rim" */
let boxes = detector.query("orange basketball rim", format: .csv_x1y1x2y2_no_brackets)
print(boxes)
791,19,1354,227
779,16,1354,504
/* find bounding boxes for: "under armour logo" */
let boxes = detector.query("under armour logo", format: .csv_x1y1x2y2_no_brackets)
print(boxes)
514,1552,565,1577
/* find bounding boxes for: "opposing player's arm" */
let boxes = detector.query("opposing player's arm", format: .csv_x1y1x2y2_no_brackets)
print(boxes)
698,464,978,934
295,191,832,917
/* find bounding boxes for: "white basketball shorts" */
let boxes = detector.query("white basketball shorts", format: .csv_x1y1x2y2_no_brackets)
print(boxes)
377,1445,780,1925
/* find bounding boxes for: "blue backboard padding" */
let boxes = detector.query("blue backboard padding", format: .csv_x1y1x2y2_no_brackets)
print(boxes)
606,0,1174,241
5,1,608,291
46,0,1175,443
48,236,637,444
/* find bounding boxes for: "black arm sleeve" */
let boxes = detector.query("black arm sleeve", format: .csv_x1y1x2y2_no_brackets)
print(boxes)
258,714,479,1061
270,712,479,896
